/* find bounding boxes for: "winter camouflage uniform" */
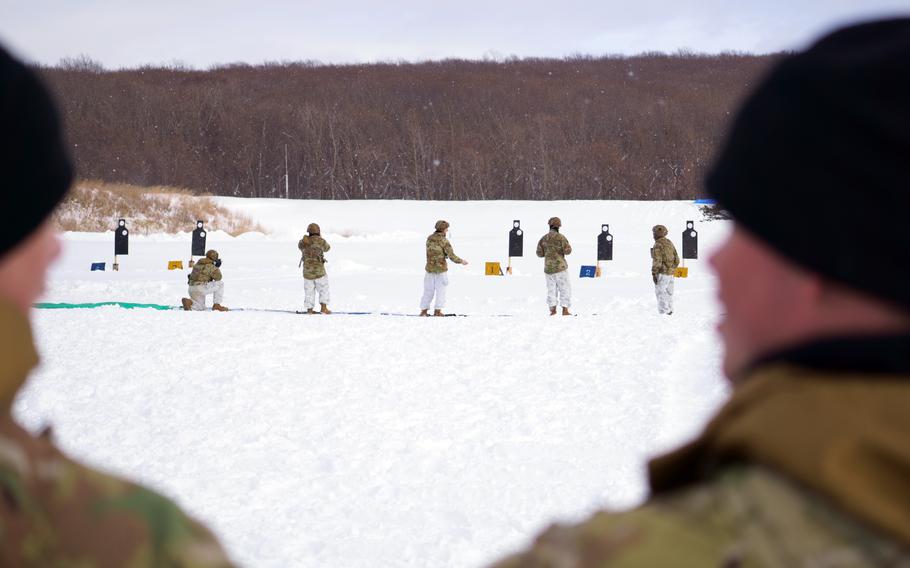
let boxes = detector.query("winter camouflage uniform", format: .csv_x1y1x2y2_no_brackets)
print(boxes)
299,231,331,311
0,301,234,567
651,225,679,315
188,252,223,285
186,250,224,311
537,224,573,309
298,235,331,281
421,222,464,312
425,231,463,273
536,230,572,275
489,335,910,567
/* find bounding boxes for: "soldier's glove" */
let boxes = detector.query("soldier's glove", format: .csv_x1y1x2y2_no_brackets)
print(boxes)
652,273,658,284
215,259,222,268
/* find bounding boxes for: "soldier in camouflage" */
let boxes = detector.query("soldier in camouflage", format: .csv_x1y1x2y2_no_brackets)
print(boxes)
0,44,234,566
420,220,468,316
536,217,573,315
299,223,332,314
650,224,680,315
182,249,228,312
489,20,910,567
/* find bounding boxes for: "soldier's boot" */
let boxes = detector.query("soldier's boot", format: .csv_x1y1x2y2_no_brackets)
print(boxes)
433,309,445,317
419,309,429,317
306,308,317,314
181,298,193,311
212,303,229,312
320,303,332,315
549,306,557,316
561,307,572,316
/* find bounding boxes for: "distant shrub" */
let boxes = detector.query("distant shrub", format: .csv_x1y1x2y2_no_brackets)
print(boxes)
53,180,265,235
700,203,731,221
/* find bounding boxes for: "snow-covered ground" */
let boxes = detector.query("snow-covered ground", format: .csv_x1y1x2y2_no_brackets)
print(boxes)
20,199,731,567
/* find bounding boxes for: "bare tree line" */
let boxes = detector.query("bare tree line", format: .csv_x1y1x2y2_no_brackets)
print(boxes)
39,53,778,200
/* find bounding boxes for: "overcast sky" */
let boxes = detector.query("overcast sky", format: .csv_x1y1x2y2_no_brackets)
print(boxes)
2,0,908,68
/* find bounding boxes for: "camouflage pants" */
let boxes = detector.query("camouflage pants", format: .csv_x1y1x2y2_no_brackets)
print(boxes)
188,281,224,311
304,275,330,309
545,271,572,308
655,273,674,314
420,272,448,310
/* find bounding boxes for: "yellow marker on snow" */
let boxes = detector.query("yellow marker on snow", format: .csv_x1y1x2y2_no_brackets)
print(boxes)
485,262,504,276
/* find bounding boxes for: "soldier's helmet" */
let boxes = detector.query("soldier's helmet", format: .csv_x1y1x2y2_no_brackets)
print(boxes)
548,217,562,228
435,220,450,232
307,223,320,235
652,225,668,239
206,249,219,260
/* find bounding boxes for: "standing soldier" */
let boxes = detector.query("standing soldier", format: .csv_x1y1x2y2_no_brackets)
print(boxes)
536,217,573,316
651,224,679,315
420,220,468,316
181,249,229,311
299,222,331,314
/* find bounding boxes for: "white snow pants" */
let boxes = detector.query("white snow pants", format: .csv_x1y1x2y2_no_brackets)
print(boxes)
188,281,224,311
304,276,331,309
655,273,675,314
420,272,449,310
545,271,572,308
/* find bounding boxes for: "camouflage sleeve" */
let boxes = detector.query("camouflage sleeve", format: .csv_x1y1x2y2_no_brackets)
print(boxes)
298,238,306,251
488,505,728,568
0,424,236,567
211,267,223,281
536,236,545,258
672,244,680,269
444,239,463,264
561,235,572,256
322,239,331,253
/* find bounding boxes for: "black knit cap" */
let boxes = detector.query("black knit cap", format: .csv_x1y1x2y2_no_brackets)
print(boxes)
706,18,910,312
0,44,73,259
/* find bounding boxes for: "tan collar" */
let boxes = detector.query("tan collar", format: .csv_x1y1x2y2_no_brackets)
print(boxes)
0,301,38,410
649,363,910,544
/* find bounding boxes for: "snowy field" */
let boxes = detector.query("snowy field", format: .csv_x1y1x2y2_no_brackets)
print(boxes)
20,199,731,567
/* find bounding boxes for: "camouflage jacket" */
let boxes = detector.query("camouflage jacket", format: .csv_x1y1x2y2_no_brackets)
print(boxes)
490,334,910,567
188,258,222,286
0,301,235,567
298,235,331,280
425,232,463,273
536,230,572,274
651,236,679,278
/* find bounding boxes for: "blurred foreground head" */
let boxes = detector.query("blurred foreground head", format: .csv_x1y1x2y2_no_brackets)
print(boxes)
0,45,72,314
707,19,910,380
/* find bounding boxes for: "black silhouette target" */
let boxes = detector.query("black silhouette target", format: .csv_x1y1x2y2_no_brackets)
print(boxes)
597,224,613,261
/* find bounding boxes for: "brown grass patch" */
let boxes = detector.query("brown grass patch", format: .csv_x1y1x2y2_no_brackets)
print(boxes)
53,180,265,235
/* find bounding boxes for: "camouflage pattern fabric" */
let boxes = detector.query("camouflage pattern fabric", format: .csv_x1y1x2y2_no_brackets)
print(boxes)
490,363,910,566
490,466,907,568
425,232,463,273
188,258,222,285
651,237,679,281
0,301,234,567
299,235,331,280
536,230,572,274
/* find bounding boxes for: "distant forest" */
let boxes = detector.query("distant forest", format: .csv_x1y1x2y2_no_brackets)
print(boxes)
40,54,777,200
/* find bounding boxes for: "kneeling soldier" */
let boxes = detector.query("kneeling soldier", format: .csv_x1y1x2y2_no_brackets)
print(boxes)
182,249,228,311
299,222,331,314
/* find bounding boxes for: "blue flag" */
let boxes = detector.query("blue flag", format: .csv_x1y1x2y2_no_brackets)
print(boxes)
91,262,106,271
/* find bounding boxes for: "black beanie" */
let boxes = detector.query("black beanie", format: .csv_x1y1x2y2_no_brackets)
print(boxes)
0,45,73,259
707,19,910,312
